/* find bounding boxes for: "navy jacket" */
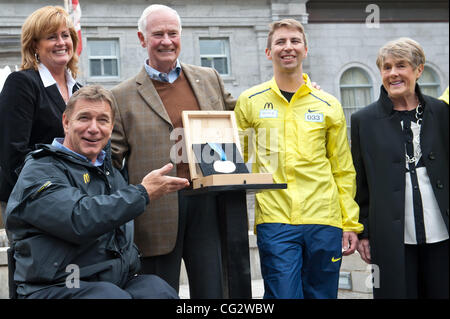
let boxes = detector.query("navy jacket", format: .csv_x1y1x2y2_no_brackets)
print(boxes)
0,69,81,201
5,144,149,296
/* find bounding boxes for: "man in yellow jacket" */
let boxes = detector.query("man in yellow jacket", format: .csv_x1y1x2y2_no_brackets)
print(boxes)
234,19,363,299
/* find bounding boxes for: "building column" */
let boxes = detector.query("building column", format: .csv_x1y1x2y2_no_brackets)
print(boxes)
254,25,273,83
270,0,310,23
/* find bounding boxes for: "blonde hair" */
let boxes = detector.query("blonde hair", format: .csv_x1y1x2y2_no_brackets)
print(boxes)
376,37,425,70
21,6,79,77
267,19,307,49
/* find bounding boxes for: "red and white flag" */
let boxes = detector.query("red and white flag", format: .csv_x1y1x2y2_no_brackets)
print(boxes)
71,0,82,56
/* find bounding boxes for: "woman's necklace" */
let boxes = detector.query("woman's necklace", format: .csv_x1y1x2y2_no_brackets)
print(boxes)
405,103,423,164
415,103,424,126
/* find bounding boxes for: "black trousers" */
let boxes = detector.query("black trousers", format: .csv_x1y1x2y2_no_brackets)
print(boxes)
405,240,449,299
22,274,178,299
140,191,223,299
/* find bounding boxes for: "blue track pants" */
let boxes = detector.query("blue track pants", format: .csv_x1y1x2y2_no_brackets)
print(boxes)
257,223,343,299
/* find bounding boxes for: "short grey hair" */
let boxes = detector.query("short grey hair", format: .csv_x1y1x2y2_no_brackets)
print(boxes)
376,37,426,70
137,4,182,38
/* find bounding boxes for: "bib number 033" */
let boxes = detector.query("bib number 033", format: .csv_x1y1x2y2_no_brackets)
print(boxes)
305,113,324,122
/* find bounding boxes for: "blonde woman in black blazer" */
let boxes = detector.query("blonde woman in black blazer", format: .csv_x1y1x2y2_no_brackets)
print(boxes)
0,6,81,215
351,38,448,299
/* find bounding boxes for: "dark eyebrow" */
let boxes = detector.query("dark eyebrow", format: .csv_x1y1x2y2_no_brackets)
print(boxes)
76,111,91,117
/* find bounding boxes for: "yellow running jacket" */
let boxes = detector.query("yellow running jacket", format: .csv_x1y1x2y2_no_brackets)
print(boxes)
439,86,449,104
235,74,363,233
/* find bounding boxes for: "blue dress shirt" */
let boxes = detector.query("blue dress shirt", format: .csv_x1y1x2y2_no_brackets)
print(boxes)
52,138,105,167
144,59,182,83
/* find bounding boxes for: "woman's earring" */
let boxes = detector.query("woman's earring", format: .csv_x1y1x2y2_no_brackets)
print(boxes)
34,52,40,63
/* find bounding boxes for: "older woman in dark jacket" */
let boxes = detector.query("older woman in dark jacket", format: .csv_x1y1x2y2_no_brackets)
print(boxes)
351,37,448,299
0,6,81,222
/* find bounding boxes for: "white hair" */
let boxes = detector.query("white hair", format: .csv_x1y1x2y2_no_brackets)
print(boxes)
138,4,182,38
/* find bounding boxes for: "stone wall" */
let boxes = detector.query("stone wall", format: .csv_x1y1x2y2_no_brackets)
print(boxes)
1,1,447,97
0,248,9,299
304,22,449,99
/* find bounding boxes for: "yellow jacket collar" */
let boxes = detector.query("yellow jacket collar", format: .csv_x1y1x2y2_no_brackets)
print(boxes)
269,73,313,102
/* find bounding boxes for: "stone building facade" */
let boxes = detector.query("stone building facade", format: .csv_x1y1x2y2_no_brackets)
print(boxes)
1,0,448,98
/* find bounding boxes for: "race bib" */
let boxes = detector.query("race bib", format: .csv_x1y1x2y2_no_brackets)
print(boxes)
259,109,278,118
304,112,324,122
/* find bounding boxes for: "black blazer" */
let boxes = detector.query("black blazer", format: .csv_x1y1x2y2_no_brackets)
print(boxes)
0,69,81,201
351,85,449,298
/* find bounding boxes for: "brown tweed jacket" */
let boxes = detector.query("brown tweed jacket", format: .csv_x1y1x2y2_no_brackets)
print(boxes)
111,63,235,257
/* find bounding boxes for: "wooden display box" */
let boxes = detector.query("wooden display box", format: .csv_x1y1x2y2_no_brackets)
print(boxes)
182,110,273,189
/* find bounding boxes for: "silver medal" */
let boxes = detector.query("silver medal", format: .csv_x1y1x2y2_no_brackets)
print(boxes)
213,160,236,173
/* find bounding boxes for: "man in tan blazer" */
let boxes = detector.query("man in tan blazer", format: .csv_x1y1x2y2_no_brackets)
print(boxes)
111,4,235,298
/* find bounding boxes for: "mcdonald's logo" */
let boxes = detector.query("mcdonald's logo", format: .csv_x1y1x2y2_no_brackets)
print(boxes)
264,102,274,109
83,173,90,184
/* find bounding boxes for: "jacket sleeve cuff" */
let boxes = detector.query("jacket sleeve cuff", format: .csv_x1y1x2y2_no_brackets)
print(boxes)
136,184,150,205
358,230,369,240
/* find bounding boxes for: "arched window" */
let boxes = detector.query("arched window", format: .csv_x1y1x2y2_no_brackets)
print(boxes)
418,66,440,98
340,67,373,138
